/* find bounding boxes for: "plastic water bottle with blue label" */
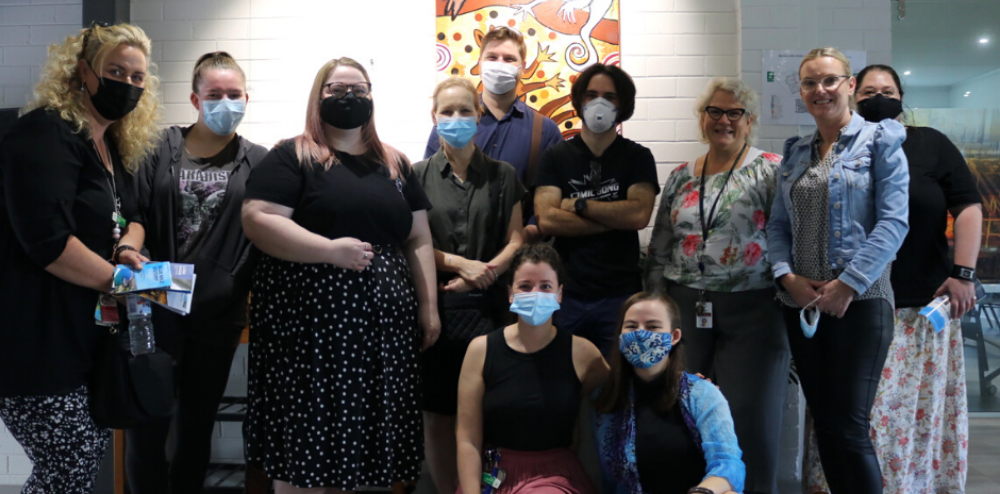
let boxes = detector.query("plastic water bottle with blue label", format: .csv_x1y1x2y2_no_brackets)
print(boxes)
126,294,156,355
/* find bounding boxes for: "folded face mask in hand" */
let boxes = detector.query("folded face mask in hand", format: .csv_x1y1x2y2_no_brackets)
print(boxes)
918,296,951,333
800,295,821,338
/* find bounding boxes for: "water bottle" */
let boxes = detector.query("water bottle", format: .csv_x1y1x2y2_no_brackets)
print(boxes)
126,294,156,355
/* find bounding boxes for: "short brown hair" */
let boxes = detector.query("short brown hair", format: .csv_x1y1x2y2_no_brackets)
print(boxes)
508,244,566,286
432,76,482,115
192,51,246,93
594,291,685,414
480,26,527,63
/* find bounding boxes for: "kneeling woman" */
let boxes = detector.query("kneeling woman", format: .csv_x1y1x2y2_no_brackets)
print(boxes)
456,244,607,494
596,292,744,494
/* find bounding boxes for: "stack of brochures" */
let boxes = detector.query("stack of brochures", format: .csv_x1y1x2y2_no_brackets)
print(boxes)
112,262,196,315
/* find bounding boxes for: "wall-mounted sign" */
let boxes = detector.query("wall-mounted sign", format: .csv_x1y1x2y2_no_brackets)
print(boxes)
762,49,867,126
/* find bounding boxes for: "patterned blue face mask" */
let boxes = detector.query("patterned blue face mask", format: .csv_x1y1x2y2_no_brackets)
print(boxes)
436,116,478,149
510,292,560,326
201,97,245,136
619,329,673,369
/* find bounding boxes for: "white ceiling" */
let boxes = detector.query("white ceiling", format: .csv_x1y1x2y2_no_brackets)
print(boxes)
891,0,1000,88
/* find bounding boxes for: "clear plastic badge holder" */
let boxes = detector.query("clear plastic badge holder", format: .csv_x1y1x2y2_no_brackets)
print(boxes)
918,296,951,333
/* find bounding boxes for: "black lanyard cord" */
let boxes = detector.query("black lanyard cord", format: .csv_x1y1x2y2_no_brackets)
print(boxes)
698,142,747,245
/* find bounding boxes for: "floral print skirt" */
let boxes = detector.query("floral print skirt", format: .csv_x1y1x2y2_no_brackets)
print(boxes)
804,307,968,494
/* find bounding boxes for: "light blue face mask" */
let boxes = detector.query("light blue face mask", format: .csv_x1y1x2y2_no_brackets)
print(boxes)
510,291,560,326
436,116,478,149
619,329,673,369
201,97,246,136
800,295,821,339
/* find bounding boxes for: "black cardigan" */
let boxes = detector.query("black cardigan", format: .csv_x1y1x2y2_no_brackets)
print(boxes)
0,108,142,396
138,126,266,351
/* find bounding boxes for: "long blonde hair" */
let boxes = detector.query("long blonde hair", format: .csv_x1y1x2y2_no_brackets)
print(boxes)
292,57,407,178
23,23,161,173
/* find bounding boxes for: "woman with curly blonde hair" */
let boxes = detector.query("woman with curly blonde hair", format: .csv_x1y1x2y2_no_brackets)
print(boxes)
0,22,160,493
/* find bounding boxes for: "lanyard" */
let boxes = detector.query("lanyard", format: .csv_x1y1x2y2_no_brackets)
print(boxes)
697,143,747,273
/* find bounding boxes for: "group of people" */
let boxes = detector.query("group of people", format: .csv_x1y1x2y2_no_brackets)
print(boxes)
0,21,980,494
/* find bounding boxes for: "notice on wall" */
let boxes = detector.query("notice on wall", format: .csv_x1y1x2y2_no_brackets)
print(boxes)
762,50,867,126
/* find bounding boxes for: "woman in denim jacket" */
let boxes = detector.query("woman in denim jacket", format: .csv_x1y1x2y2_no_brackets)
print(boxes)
595,292,743,494
765,47,908,494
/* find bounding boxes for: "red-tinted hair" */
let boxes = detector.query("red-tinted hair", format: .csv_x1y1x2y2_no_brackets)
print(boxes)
292,57,408,177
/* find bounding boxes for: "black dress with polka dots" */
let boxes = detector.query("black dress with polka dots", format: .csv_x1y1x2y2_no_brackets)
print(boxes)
242,141,432,489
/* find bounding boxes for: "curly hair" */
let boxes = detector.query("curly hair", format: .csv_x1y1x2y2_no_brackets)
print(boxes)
693,77,761,144
22,23,161,173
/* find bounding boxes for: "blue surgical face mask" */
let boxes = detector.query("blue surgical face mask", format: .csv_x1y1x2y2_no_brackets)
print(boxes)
201,97,246,136
800,296,821,338
619,329,673,369
510,291,560,326
436,116,478,149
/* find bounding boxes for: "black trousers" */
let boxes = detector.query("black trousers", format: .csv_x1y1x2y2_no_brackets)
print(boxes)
125,336,240,494
783,298,893,494
667,284,790,494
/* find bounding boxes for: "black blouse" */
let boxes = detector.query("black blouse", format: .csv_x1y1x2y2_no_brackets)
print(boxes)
634,374,707,494
245,140,431,245
0,108,141,396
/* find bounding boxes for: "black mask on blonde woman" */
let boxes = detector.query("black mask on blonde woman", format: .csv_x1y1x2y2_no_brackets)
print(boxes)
320,93,372,129
856,93,903,123
85,62,144,121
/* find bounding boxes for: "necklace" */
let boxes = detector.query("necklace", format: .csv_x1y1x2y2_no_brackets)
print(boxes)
92,136,122,243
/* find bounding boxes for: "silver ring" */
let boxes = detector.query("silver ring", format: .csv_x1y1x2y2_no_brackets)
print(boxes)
363,252,368,260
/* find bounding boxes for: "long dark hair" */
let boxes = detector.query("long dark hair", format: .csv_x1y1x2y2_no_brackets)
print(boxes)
594,291,685,414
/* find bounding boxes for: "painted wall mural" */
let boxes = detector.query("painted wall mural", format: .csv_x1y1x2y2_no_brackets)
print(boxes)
435,0,621,139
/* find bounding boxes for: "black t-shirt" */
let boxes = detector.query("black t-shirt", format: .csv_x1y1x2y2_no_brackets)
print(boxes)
534,135,660,296
634,374,707,494
0,108,141,396
892,127,982,308
245,140,431,245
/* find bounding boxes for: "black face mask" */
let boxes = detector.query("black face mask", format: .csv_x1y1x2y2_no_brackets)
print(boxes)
320,93,372,130
84,63,144,121
856,93,903,123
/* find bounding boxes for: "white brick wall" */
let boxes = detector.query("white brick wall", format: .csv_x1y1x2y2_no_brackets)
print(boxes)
0,1,81,109
739,0,893,153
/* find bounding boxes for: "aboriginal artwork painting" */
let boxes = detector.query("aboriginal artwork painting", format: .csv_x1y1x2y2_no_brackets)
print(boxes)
435,0,621,139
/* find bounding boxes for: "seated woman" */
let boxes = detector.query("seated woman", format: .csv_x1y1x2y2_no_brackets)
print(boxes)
456,244,608,494
595,292,744,494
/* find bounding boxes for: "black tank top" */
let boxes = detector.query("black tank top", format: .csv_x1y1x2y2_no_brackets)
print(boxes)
481,329,581,451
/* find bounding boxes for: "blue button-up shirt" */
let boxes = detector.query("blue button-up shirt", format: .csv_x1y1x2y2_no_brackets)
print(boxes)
424,98,563,184
767,111,909,295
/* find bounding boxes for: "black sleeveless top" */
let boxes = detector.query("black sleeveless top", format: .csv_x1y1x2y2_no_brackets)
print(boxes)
634,374,706,493
481,329,581,451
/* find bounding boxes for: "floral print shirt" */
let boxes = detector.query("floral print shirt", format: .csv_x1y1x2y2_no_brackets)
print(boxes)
646,148,780,292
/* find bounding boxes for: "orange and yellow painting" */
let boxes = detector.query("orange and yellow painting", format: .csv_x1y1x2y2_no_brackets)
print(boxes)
435,0,621,139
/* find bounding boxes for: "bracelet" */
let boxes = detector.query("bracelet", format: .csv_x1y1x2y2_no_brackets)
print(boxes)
687,488,714,494
113,244,137,264
951,264,976,282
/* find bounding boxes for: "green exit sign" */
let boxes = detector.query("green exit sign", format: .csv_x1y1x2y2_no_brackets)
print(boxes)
767,71,775,82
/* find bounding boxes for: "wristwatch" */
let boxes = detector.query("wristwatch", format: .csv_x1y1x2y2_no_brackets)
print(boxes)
575,197,588,215
951,264,976,282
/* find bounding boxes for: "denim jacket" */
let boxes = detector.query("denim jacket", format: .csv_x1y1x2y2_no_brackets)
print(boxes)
766,112,909,295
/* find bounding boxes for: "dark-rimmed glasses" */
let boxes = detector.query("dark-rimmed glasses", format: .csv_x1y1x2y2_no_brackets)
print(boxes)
324,82,371,99
799,75,849,93
79,20,111,60
704,106,748,121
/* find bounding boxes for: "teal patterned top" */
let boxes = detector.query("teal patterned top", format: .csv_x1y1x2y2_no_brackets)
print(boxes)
646,148,781,292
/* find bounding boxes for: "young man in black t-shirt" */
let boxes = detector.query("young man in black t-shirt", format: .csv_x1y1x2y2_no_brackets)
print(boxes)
534,64,660,356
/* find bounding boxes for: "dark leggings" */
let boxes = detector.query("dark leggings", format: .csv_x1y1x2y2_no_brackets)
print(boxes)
784,298,893,494
125,337,239,494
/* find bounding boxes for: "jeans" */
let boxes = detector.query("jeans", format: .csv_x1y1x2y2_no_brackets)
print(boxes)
553,291,632,358
784,298,893,494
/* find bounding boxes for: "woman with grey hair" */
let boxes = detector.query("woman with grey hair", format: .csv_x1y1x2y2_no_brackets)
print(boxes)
645,77,789,494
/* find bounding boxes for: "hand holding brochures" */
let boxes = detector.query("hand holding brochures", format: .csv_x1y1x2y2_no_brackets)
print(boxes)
111,262,196,316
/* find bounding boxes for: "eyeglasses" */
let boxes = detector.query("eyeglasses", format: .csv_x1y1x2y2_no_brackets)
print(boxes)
704,106,748,121
587,160,602,190
79,21,111,60
323,82,371,98
799,75,849,93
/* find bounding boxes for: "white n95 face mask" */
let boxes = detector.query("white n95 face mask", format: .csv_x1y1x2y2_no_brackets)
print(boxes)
480,61,519,95
583,97,617,134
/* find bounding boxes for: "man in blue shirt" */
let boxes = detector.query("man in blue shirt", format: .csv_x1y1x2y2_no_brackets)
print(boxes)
425,26,562,241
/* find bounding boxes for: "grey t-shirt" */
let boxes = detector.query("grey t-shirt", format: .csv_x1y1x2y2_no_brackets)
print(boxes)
177,136,239,263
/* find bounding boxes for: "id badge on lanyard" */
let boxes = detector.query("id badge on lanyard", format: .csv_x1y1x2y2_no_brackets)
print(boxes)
482,448,506,494
695,291,713,329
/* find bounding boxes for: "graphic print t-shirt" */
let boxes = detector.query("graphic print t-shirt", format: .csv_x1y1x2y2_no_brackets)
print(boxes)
534,135,660,296
177,137,239,263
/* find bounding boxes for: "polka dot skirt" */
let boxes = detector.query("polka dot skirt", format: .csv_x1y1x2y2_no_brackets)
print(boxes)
243,251,423,489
